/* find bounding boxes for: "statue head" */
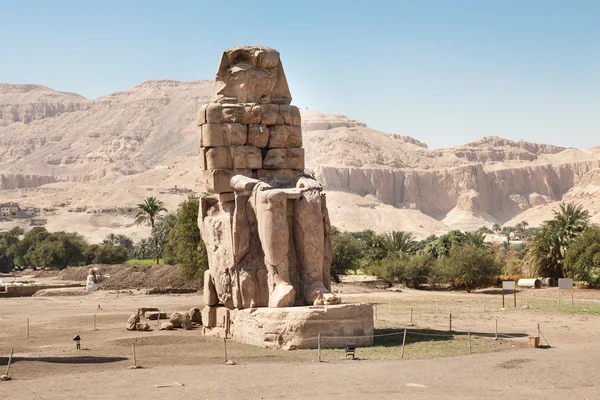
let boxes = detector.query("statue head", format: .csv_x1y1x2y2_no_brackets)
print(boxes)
212,45,292,105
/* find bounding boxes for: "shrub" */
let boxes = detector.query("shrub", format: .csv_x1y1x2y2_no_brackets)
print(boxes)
440,245,500,292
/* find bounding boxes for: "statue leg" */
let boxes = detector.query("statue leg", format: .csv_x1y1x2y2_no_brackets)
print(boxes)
255,189,296,307
294,190,334,304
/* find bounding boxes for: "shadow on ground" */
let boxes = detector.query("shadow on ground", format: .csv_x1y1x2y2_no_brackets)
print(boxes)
0,356,128,365
373,328,528,347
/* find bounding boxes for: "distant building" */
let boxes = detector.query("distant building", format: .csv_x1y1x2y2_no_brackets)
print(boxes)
29,218,47,226
0,203,20,217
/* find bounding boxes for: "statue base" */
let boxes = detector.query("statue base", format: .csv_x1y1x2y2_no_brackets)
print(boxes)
201,303,374,350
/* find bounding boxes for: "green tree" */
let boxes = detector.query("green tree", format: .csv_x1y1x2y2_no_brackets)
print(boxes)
463,231,486,248
85,244,128,264
11,227,50,267
369,255,408,287
0,227,21,273
527,202,590,278
440,245,500,292
26,232,88,269
403,254,436,289
422,230,465,259
330,227,363,283
135,196,167,264
164,195,208,279
374,231,417,258
133,238,152,259
564,226,600,286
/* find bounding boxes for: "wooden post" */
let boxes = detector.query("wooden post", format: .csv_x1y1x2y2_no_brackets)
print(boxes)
132,343,137,367
468,331,472,355
502,288,505,308
537,323,541,339
157,310,161,325
513,289,517,308
27,317,30,339
571,290,574,306
409,308,414,326
5,349,13,376
224,338,228,362
495,319,498,340
317,333,321,363
401,328,407,359
449,313,452,332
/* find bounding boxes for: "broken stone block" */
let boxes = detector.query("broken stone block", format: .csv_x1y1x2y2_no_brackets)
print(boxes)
204,169,253,193
201,123,247,147
263,148,287,169
189,307,202,324
232,146,262,169
282,105,301,126
202,306,217,328
205,147,233,170
182,319,193,330
248,124,270,148
287,126,302,147
268,125,302,148
159,322,174,330
197,104,207,126
261,104,284,125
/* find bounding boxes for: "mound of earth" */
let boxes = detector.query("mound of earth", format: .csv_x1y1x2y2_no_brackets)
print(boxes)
58,264,203,290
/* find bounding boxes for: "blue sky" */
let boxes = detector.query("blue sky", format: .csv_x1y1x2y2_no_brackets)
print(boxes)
1,0,598,149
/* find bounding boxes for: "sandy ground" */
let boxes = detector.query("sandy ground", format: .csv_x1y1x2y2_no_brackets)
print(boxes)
1,282,600,399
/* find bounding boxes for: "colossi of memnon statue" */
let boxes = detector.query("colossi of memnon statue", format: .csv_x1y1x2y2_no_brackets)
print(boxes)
197,46,373,349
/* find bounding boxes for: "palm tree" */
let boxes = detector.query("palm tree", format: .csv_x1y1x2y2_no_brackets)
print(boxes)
527,202,590,278
375,231,417,258
463,231,486,247
104,233,117,245
492,223,501,233
133,238,151,259
135,197,167,264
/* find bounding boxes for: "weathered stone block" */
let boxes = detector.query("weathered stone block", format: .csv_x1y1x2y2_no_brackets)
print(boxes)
201,123,247,147
261,104,284,125
202,306,217,327
204,169,234,193
248,124,270,148
197,104,207,126
222,104,262,124
277,105,301,126
263,148,287,169
286,148,305,170
206,103,224,124
200,146,207,170
205,147,233,169
232,146,262,169
268,125,303,148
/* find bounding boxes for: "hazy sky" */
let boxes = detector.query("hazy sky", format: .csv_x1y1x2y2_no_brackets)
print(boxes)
1,0,599,149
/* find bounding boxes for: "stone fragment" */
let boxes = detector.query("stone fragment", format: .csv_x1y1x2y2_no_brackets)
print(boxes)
159,322,174,330
247,124,270,148
189,307,202,324
202,306,217,328
146,311,167,320
197,104,207,126
205,147,233,170
232,146,262,169
169,312,185,328
182,319,193,330
204,270,219,306
126,313,140,331
260,104,284,125
135,323,151,331
201,123,247,147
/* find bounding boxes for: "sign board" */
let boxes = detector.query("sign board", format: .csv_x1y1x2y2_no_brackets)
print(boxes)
558,278,574,290
502,281,516,290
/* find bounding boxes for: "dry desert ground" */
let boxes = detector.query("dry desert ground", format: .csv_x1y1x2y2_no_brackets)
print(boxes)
1,277,599,399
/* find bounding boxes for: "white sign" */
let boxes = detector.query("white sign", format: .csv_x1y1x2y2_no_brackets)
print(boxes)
558,278,574,290
502,281,516,290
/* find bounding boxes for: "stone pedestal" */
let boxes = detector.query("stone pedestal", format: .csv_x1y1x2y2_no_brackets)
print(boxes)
201,303,373,350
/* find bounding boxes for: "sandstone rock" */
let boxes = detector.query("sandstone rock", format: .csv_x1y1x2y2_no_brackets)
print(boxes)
200,123,247,147
146,311,167,320
189,307,202,324
126,313,140,331
260,104,284,125
182,319,193,330
159,322,174,330
247,124,270,148
231,146,262,169
169,312,185,328
268,125,302,148
135,323,151,331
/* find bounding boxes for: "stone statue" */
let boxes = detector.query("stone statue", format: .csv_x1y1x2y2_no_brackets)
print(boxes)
198,46,340,309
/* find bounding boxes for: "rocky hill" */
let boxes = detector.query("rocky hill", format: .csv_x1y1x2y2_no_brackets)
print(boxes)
0,80,598,241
